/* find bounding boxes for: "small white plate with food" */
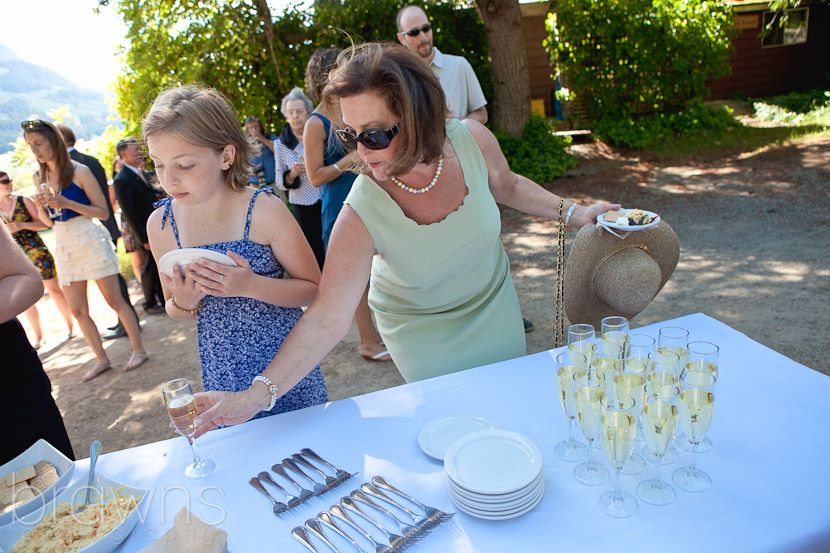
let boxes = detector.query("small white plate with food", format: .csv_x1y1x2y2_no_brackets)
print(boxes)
158,248,238,277
0,439,75,526
597,208,660,231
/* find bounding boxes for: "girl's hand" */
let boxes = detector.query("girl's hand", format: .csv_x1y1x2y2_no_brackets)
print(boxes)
160,263,205,309
192,251,251,298
569,202,622,228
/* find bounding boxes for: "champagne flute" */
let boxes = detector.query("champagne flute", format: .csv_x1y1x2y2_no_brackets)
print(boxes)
600,316,629,350
598,393,638,518
39,182,59,218
572,369,609,486
554,351,589,462
591,341,622,395
568,324,595,366
677,341,719,453
614,359,647,474
672,370,716,492
637,382,679,505
658,326,689,376
625,333,655,364
162,378,215,478
642,350,681,465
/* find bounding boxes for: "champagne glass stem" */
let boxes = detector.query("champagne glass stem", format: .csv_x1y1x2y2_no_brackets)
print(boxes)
653,454,662,483
586,438,595,465
613,469,624,502
186,434,203,467
688,442,699,475
567,417,577,442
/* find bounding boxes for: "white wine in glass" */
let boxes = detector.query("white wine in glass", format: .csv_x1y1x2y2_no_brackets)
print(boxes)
673,370,716,492
162,378,215,478
642,368,680,465
554,351,589,462
615,359,647,475
625,333,655,363
600,316,629,350
637,382,679,505
572,369,609,486
658,326,689,375
598,393,638,518
677,341,719,453
568,324,595,366
592,342,622,395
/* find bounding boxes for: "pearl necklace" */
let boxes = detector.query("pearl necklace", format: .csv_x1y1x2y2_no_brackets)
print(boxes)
389,155,443,194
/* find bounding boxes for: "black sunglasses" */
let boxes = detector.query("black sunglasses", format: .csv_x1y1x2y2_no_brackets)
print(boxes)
21,120,49,132
402,22,431,37
336,123,401,151
0,178,10,184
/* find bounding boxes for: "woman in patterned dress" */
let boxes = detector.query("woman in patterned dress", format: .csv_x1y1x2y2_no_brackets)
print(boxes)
0,171,74,347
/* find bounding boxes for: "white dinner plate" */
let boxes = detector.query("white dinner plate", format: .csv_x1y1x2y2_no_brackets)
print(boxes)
418,415,500,460
158,248,238,277
447,471,543,504
0,439,75,527
597,208,660,231
0,471,148,553
444,430,543,495
450,481,545,520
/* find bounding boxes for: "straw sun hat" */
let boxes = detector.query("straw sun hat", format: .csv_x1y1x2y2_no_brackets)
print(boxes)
564,221,679,330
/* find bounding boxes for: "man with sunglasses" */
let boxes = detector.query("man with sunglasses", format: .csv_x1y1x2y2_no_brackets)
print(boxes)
396,4,488,126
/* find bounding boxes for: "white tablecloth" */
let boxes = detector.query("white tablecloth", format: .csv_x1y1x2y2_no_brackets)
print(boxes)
71,313,830,552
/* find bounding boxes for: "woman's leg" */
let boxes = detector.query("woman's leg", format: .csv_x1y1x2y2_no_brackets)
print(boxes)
23,304,43,347
354,283,391,362
62,280,111,379
95,274,147,369
43,277,74,336
128,252,143,284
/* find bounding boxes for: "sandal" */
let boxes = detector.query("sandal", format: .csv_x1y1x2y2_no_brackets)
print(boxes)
125,351,149,371
83,361,112,382
361,349,392,363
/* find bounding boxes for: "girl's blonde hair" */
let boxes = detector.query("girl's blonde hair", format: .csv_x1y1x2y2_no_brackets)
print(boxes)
142,85,256,192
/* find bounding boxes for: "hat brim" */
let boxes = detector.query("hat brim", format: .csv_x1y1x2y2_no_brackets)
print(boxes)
564,221,679,330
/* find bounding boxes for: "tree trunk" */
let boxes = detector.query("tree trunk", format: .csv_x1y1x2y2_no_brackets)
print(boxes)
475,0,531,136
253,0,283,88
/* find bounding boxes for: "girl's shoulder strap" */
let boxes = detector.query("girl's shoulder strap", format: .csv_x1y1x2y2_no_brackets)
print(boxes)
154,197,182,248
244,186,278,240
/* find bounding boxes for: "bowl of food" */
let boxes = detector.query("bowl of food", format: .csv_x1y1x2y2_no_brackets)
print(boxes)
0,439,75,527
0,472,148,553
598,208,660,231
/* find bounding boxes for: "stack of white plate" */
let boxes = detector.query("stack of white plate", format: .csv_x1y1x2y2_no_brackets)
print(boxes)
444,429,544,520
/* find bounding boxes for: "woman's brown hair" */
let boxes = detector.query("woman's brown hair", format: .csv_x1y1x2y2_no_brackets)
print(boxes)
322,43,446,177
22,120,75,190
305,48,342,103
142,85,256,192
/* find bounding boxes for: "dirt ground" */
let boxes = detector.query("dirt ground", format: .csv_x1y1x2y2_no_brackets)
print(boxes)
26,131,830,460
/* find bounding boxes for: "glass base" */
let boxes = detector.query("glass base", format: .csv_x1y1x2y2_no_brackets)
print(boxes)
574,460,609,486
677,434,713,453
555,439,588,462
185,458,215,479
621,452,646,475
636,478,676,505
643,445,679,465
672,466,711,492
598,490,638,518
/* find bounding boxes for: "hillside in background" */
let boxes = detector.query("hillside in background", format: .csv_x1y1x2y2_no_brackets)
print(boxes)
0,45,118,154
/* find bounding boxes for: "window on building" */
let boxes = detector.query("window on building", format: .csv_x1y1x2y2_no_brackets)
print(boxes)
762,7,809,47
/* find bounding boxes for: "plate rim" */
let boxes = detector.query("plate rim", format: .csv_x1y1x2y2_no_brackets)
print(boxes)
451,482,545,520
597,208,660,231
158,247,238,277
447,470,543,502
418,414,500,461
449,479,545,514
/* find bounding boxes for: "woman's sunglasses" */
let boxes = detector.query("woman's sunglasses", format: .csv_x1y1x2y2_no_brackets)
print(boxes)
402,23,431,37
21,120,49,132
336,123,400,151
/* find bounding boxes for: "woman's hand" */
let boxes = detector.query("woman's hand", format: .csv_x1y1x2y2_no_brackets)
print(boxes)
192,389,268,438
291,162,306,176
5,222,21,233
192,251,252,298
569,202,622,228
33,192,49,209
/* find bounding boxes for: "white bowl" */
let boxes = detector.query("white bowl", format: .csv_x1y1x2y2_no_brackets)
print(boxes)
0,472,149,553
0,439,75,527
158,247,237,277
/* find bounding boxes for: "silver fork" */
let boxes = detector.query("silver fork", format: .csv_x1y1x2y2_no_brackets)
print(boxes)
292,526,322,553
272,463,313,500
305,519,343,553
351,490,422,540
329,505,393,553
359,483,430,529
301,448,352,481
292,454,340,488
249,477,288,515
371,476,454,524
283,458,328,495
318,511,371,553
258,471,301,507
341,496,407,551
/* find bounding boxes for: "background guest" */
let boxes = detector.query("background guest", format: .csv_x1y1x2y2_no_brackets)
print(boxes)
275,87,325,269
24,119,148,381
0,170,74,347
111,158,144,282
245,116,278,189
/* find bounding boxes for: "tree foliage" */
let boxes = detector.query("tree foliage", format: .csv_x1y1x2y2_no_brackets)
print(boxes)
546,0,736,121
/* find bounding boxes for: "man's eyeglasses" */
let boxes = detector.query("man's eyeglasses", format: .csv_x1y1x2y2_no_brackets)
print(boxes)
402,22,431,37
0,178,11,185
336,123,401,151
21,120,48,132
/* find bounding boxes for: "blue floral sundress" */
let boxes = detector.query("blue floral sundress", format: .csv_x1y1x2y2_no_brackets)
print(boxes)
158,187,328,418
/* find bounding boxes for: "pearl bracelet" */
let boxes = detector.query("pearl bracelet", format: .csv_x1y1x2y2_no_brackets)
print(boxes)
253,375,279,412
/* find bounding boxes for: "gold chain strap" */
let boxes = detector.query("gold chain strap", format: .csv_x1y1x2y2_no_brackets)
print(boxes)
554,198,566,347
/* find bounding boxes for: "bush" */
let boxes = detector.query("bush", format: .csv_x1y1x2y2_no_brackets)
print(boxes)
495,114,577,184
546,0,736,121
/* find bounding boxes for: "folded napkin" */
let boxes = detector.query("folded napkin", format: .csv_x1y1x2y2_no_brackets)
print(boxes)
139,507,227,553
595,222,631,240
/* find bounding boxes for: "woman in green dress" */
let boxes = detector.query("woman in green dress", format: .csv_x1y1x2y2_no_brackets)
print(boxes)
191,43,618,432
